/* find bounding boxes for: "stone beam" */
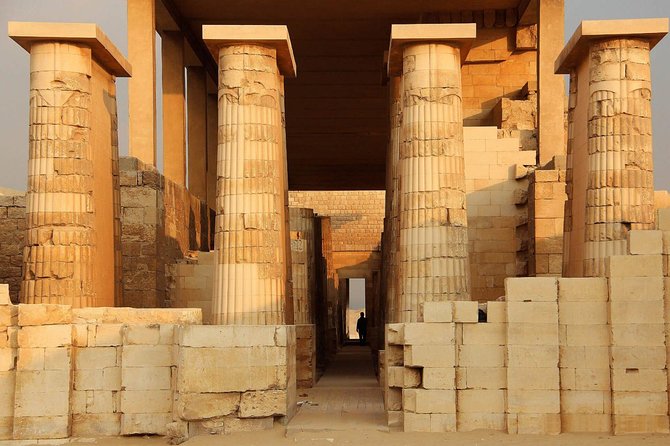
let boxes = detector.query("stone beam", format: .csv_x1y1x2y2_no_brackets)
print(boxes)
161,31,187,186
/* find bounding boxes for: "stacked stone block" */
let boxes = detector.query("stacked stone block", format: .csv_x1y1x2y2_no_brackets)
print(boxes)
456,302,507,431
14,304,73,439
290,208,316,325
0,194,26,303
167,251,216,323
504,277,560,434
607,236,669,434
296,324,316,388
0,293,17,439
558,277,611,433
120,324,176,435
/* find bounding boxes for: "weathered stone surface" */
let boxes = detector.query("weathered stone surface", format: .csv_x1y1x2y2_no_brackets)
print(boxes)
239,390,287,417
18,304,72,326
176,393,240,421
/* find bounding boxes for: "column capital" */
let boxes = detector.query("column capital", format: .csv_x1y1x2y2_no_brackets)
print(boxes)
387,23,476,76
8,21,131,77
202,24,296,77
556,18,668,74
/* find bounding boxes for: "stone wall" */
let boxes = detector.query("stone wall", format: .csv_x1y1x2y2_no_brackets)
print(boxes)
464,127,536,300
384,230,670,435
0,194,25,303
0,304,297,441
120,156,213,308
167,252,216,324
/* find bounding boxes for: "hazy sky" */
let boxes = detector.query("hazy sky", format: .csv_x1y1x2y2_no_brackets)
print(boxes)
1,0,669,191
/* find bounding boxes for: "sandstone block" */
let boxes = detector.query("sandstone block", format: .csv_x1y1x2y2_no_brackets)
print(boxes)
462,323,505,345
507,345,558,368
16,369,69,393
16,347,43,371
122,366,172,390
17,324,72,348
606,255,663,277
386,345,403,366
404,345,455,368
507,323,558,346
13,415,69,439
611,368,667,392
612,391,668,415
628,230,663,255
219,416,274,434
403,389,456,414
452,301,478,323
559,302,607,325
18,304,71,326
507,367,559,390
460,367,506,390
0,305,17,327
611,324,665,346
613,414,670,434
403,412,430,432
386,324,404,345
507,302,558,324
121,390,172,414
14,390,69,416
457,389,505,413
486,302,506,322
422,367,456,390
72,413,121,436
420,302,453,322
403,323,455,345
561,413,611,433
387,410,402,427
429,413,456,432
559,346,610,369
458,344,505,367
457,413,505,432
76,347,118,370
561,390,610,414
176,393,240,420
558,278,608,301
564,325,610,346
123,324,161,345
608,277,664,301
516,413,561,435
610,300,664,324
90,324,123,347
122,345,173,367
121,412,171,435
239,390,287,417
507,389,560,414
505,277,557,302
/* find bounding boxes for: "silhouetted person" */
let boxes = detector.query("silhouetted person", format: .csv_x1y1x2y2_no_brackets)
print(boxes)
356,312,367,345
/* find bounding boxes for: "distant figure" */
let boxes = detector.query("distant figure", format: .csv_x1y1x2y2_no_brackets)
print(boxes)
356,312,367,345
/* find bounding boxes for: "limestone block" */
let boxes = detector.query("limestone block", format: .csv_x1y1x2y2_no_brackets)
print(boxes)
72,324,88,347
457,413,506,432
72,413,121,436
422,367,456,390
507,389,560,414
516,413,561,435
612,391,668,415
403,367,422,388
386,323,404,345
610,346,667,369
611,368,667,392
14,390,69,416
461,323,505,345
561,413,611,433
403,389,456,414
457,389,505,413
121,389,172,414
606,255,663,278
0,305,17,327
560,346,610,369
121,412,171,435
610,300,665,324
74,369,104,390
178,325,276,348
564,325,610,346
613,415,670,434
123,324,161,345
239,390,287,417
165,421,188,444
559,302,607,325
72,308,202,325
558,278,608,302
505,277,558,302
387,410,402,428
460,367,506,390
0,285,9,305
90,324,123,347
561,390,610,414
628,230,663,255
403,412,430,432
122,366,172,390
610,324,666,346
75,347,118,369
122,345,173,367
18,325,72,348
452,301,478,323
403,323,455,345
608,277,664,301
507,367,559,390
387,366,403,388
18,304,72,326
176,393,240,421
13,415,69,439
0,348,16,371
506,302,558,324
44,347,69,370
507,345,558,368
507,323,558,346
420,302,453,322
404,345,455,368
429,413,457,432
486,302,506,323
386,388,402,411
458,345,505,367
0,371,15,416
386,345,403,366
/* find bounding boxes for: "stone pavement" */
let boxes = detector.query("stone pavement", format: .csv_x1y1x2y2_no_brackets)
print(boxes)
287,345,387,433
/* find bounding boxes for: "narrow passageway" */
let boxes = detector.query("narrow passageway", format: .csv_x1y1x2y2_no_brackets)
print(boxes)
288,345,386,432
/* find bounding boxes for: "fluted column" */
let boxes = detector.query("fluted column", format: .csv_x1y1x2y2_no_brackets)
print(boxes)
290,208,316,325
203,25,296,325
10,22,131,306
555,19,667,277
389,24,475,323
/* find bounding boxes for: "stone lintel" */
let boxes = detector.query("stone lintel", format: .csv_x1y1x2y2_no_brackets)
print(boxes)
202,25,296,77
555,18,669,74
387,24,477,76
8,21,132,77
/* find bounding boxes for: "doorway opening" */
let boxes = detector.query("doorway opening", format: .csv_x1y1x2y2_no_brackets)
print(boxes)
346,278,366,342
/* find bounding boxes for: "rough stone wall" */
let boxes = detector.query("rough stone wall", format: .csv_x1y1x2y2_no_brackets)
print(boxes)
464,127,536,301
120,156,212,308
0,194,25,304
167,252,215,324
384,232,670,435
288,191,384,253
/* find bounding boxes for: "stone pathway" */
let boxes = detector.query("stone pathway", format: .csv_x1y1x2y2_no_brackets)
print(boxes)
287,345,387,433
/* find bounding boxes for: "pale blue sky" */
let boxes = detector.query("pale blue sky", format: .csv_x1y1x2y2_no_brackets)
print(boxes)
1,1,669,191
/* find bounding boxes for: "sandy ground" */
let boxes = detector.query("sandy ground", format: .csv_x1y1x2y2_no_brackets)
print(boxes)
6,428,670,446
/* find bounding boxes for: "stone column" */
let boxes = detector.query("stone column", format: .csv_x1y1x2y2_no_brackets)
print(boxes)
388,24,476,322
203,25,296,325
555,19,667,277
9,22,131,306
162,31,186,186
290,207,316,325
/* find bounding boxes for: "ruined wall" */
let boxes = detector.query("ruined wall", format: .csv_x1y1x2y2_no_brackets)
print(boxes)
0,194,25,304
464,127,536,301
120,156,213,308
384,230,670,435
0,305,296,441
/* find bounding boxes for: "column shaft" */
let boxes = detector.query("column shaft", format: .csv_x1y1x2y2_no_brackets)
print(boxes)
21,42,95,306
290,208,316,325
212,44,287,325
386,75,402,324
584,38,655,276
161,31,186,186
397,43,469,322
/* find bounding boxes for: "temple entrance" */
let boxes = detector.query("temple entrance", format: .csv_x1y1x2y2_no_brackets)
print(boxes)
346,278,366,342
